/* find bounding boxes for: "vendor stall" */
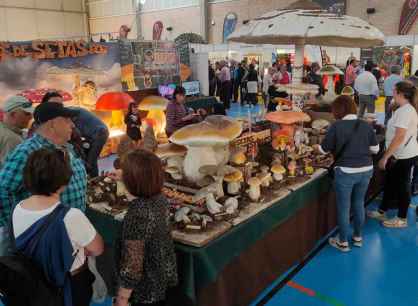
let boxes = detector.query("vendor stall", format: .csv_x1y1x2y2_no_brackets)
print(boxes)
86,111,384,306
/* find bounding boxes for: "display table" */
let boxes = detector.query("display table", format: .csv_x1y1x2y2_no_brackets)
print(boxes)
185,96,218,112
87,168,383,306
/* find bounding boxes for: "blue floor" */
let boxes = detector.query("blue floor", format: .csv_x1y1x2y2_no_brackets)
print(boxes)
251,199,418,306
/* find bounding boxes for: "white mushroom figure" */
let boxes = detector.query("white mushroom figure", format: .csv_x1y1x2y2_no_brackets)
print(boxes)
228,0,384,87
169,115,242,182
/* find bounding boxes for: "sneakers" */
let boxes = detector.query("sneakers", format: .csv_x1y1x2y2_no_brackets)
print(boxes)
352,237,363,248
367,210,387,221
329,237,351,252
383,217,407,228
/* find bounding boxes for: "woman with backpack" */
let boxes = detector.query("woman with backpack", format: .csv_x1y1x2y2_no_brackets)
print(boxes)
11,148,104,306
315,95,379,252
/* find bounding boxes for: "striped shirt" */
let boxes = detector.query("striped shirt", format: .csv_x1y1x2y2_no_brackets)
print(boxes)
0,134,87,227
166,101,188,136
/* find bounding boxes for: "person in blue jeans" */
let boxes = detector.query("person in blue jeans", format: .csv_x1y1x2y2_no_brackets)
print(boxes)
315,95,379,252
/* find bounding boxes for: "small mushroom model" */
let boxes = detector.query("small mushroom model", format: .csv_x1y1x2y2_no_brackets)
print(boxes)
169,115,242,182
224,170,244,195
257,171,273,188
266,111,311,147
201,215,213,228
139,96,170,136
304,158,314,175
271,164,286,181
318,65,344,104
288,161,297,177
224,197,239,214
174,207,191,224
246,177,262,202
205,193,223,215
230,149,247,166
312,119,330,133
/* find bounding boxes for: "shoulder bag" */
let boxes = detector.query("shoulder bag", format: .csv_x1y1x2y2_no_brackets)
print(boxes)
328,120,361,179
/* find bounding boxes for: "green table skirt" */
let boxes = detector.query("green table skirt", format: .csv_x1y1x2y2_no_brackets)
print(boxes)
87,173,332,304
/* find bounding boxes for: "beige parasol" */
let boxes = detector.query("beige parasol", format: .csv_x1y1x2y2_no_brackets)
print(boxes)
228,0,385,85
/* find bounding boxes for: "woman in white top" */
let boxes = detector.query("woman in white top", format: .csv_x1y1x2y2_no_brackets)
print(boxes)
368,81,418,227
12,148,104,306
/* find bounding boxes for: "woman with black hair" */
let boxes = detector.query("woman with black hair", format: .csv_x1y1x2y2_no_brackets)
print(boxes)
125,102,142,142
165,86,206,137
368,81,418,227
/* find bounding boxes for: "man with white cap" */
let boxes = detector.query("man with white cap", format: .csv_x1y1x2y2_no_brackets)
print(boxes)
0,102,86,256
0,96,34,167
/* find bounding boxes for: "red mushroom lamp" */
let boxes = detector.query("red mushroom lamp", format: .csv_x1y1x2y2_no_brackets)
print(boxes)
96,92,133,128
266,111,311,147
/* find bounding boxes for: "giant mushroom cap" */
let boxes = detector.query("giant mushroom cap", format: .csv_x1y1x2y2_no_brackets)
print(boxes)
228,2,385,47
155,143,187,159
319,65,344,76
139,95,169,111
169,115,243,147
266,111,311,125
96,92,133,110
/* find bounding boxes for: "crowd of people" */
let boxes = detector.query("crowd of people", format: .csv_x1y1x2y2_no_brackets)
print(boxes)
314,80,418,251
0,93,177,306
208,59,293,110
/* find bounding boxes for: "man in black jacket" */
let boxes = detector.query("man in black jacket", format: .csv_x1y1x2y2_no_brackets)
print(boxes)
307,62,325,97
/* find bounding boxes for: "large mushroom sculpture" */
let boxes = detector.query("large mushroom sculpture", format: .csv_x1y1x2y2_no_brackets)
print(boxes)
266,111,311,147
318,65,344,104
169,115,242,182
96,92,133,128
228,0,384,100
138,96,169,137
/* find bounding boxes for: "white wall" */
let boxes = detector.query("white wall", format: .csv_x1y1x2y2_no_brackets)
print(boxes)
0,0,87,41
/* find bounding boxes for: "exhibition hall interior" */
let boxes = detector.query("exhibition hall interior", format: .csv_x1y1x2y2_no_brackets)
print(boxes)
0,0,418,306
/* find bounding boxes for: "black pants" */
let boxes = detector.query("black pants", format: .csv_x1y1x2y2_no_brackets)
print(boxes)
233,80,242,102
70,268,95,306
220,81,232,109
384,96,393,124
246,93,257,105
209,79,216,96
86,128,109,177
380,156,417,218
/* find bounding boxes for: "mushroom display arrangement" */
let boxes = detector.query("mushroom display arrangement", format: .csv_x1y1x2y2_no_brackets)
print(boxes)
266,111,311,147
139,96,170,137
169,115,243,182
228,0,384,102
87,176,130,210
318,65,344,104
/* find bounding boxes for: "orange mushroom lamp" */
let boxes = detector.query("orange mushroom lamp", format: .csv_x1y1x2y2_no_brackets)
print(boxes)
96,92,133,129
138,96,169,137
266,111,311,147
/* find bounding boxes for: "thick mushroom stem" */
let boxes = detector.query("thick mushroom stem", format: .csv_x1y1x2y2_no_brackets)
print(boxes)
273,173,284,181
146,110,166,136
322,77,337,104
279,124,296,146
183,146,218,182
227,181,241,195
293,43,305,84
247,185,261,202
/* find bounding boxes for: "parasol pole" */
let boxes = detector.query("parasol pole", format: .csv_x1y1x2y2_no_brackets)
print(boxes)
293,42,305,84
